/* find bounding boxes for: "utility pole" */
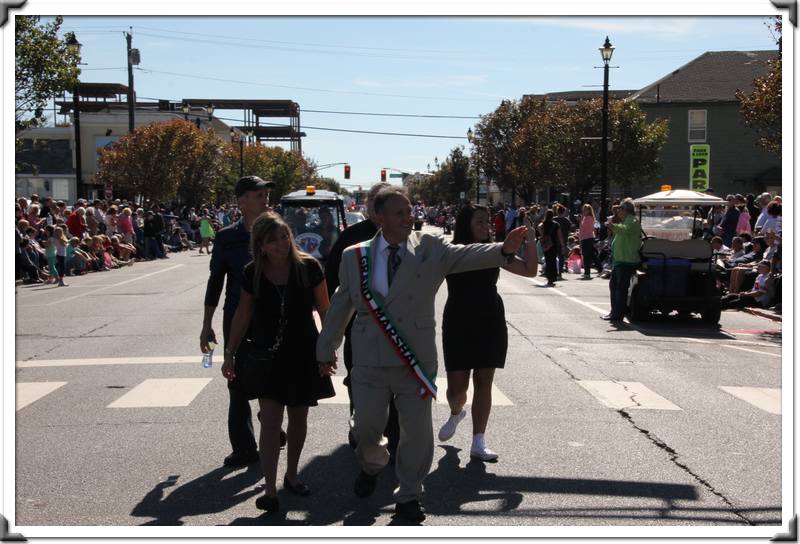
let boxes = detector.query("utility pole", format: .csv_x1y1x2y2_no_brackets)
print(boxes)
126,28,136,133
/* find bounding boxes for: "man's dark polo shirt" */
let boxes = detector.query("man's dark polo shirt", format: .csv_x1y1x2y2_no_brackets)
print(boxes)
204,219,251,314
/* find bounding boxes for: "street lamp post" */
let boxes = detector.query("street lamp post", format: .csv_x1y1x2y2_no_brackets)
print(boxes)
467,128,479,205
230,129,244,178
599,36,614,220
66,33,83,198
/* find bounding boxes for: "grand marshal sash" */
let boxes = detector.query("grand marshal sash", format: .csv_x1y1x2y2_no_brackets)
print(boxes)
355,241,437,400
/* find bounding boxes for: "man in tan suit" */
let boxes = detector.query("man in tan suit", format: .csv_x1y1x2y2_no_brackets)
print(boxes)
317,187,526,522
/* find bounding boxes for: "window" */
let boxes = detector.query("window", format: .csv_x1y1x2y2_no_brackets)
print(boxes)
688,110,707,142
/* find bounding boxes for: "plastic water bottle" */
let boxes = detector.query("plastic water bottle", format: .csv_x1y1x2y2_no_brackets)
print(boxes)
202,337,216,369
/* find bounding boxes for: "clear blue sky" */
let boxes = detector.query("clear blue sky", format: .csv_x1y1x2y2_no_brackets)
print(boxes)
53,16,778,189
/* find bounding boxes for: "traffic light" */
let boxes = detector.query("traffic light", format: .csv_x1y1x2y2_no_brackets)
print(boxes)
380,169,387,182
344,164,351,179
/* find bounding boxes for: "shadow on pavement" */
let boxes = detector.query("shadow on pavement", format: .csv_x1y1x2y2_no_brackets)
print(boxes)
620,318,733,340
132,444,779,526
131,465,264,525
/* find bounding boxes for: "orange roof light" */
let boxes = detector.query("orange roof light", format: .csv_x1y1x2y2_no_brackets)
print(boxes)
306,185,316,195
661,184,672,192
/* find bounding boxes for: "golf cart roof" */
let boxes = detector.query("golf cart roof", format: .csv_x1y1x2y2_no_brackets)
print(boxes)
634,189,726,207
281,188,344,206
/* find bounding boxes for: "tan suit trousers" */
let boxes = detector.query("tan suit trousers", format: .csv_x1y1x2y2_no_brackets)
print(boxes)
351,365,433,504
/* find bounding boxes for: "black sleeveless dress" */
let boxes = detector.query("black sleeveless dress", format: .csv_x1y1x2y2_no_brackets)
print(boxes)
235,257,335,406
442,267,508,371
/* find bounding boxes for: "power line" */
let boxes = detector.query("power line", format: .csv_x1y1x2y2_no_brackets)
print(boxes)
65,106,469,139
132,95,480,119
134,30,453,62
301,109,480,120
134,67,500,103
211,113,468,139
133,25,478,57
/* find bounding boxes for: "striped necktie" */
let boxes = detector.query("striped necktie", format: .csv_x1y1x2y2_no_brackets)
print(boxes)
387,244,401,287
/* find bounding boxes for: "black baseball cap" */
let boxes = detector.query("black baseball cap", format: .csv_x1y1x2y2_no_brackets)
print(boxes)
235,175,275,197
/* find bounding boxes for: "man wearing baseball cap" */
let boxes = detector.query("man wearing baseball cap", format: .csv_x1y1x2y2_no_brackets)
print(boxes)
201,175,284,467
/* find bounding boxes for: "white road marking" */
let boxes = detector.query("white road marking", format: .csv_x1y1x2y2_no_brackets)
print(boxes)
518,277,782,358
719,345,782,358
577,380,682,411
107,378,212,408
317,377,514,406
526,277,608,314
17,356,201,368
434,377,514,406
16,382,68,411
719,386,781,415
43,264,184,307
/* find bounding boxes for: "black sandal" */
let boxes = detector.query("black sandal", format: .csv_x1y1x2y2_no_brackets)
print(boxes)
283,476,311,496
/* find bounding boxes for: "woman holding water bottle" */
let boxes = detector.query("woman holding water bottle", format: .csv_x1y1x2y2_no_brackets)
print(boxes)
579,204,598,279
220,211,335,513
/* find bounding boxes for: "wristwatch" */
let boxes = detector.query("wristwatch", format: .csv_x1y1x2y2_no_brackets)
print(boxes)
500,248,515,264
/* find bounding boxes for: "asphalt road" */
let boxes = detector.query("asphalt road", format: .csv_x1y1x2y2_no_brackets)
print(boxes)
12,227,784,533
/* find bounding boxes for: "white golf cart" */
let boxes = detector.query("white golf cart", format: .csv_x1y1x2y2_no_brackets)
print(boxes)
628,188,726,325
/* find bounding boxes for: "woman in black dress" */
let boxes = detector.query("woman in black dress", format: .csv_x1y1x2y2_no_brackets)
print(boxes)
222,211,335,513
538,209,562,286
439,205,538,461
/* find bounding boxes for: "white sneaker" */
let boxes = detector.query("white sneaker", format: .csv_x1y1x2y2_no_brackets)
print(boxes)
438,410,466,442
470,444,499,462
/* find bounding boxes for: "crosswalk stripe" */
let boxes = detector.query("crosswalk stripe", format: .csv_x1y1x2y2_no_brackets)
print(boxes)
317,377,514,406
17,356,201,368
718,386,781,415
107,378,212,408
577,380,682,410
16,382,68,411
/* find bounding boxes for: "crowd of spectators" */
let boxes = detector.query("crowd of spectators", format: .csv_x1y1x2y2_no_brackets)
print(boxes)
15,194,241,286
420,190,782,316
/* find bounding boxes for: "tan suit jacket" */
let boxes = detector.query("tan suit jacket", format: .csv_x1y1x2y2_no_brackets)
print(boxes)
316,231,507,377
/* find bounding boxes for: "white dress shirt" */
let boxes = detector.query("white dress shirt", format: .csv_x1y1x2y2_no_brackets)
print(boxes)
371,233,407,298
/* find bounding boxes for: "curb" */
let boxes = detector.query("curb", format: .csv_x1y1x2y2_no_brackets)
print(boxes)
744,308,782,323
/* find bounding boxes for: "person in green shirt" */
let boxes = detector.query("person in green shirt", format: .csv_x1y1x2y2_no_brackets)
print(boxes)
602,198,642,323
198,210,216,254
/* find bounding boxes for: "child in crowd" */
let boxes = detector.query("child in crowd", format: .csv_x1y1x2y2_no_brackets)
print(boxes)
198,211,215,254
721,260,772,309
66,237,92,275
44,226,58,284
51,226,69,286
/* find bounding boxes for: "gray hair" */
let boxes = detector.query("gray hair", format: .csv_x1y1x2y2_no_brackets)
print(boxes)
372,186,409,215
365,182,393,220
621,198,635,214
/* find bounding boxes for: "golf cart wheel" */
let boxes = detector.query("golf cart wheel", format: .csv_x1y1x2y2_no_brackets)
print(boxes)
701,305,721,325
628,285,649,322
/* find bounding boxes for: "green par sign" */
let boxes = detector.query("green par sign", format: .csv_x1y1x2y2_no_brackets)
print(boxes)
690,144,710,192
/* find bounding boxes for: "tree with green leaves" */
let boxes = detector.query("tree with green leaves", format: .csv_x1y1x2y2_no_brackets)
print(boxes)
96,120,227,205
472,95,668,203
472,97,548,203
736,18,781,157
221,144,311,203
15,16,80,135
